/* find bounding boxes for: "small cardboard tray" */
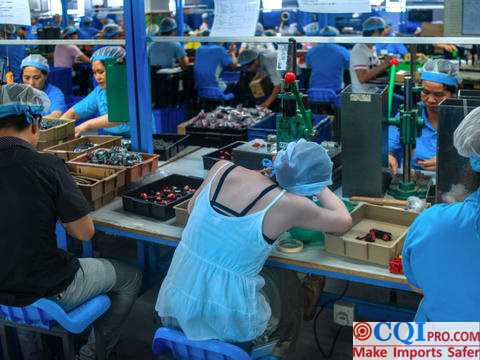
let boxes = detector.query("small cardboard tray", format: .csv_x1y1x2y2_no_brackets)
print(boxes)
152,133,190,161
122,174,203,221
173,198,190,226
44,135,122,161
37,134,74,151
324,203,418,266
202,141,246,170
68,148,159,184
39,118,75,142
67,163,126,209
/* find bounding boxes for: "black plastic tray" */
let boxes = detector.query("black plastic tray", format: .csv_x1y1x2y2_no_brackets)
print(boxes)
122,174,203,220
202,141,246,170
185,124,248,148
152,134,190,161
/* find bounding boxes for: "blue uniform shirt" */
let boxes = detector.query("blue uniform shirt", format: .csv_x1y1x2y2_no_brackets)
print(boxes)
43,83,66,116
72,86,130,136
402,188,480,321
148,41,186,68
78,26,98,39
193,44,233,89
0,38,26,82
389,108,436,170
376,34,408,57
306,43,350,93
28,23,43,34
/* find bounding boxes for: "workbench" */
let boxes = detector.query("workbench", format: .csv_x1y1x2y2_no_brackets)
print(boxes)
81,146,411,293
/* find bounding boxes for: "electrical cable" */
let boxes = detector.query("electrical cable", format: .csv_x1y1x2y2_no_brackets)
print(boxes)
313,280,350,359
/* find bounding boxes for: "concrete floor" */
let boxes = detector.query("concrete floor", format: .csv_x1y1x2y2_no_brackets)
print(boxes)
89,234,422,360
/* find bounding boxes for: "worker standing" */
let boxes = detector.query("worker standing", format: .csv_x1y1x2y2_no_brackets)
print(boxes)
388,59,460,174
148,18,189,69
306,26,350,94
402,106,480,321
349,16,392,93
78,16,99,39
199,13,209,32
28,15,43,35
237,49,283,109
375,17,408,58
53,26,90,75
0,24,26,82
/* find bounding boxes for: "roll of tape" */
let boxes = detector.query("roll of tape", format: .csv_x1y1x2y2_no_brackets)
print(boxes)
276,238,304,253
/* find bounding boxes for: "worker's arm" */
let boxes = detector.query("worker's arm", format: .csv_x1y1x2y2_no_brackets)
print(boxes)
355,57,392,83
178,56,189,68
260,84,281,108
388,152,399,175
76,53,90,63
74,114,123,138
44,110,63,119
228,43,238,69
61,214,95,242
60,107,81,120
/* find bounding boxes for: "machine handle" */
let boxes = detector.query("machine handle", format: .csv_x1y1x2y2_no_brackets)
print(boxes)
388,58,399,119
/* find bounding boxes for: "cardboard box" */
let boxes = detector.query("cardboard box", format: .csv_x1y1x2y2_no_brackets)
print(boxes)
394,70,420,83
173,199,190,226
324,204,418,266
249,77,272,99
420,22,444,37
44,135,122,161
177,118,193,135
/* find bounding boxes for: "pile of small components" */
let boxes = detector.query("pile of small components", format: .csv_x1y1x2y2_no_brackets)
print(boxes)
216,149,233,161
40,119,64,130
86,147,143,166
153,138,175,151
74,143,97,152
191,106,271,130
138,185,196,205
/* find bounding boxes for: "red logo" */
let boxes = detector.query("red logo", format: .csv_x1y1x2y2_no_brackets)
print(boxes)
354,322,372,341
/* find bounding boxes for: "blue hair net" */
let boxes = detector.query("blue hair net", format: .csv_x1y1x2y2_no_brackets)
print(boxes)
255,22,264,36
103,23,121,38
383,17,393,26
237,49,259,66
0,84,50,123
61,26,78,39
82,16,93,24
202,13,208,19
184,24,192,33
419,59,462,87
160,18,176,33
320,26,340,36
264,139,333,196
303,22,319,36
21,55,50,73
362,16,385,32
97,12,108,20
90,46,125,63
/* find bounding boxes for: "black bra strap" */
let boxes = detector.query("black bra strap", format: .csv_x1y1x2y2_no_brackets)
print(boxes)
211,164,237,203
239,184,278,216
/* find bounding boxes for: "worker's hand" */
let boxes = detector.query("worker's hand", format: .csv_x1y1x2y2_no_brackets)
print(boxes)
228,43,236,54
259,102,269,109
382,55,394,68
75,123,89,138
417,156,436,172
388,154,399,175
443,44,458,54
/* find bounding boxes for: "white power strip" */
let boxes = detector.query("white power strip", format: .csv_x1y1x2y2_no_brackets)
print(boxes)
333,300,355,327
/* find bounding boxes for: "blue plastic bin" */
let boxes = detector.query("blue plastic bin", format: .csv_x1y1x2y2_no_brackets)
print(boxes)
153,104,187,134
248,114,331,143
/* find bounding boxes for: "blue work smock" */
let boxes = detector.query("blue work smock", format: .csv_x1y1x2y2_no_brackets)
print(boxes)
78,26,98,39
28,23,43,34
402,187,480,321
306,43,350,93
43,83,66,116
389,108,436,170
72,86,130,136
148,41,186,68
376,34,408,57
193,44,233,89
0,38,26,82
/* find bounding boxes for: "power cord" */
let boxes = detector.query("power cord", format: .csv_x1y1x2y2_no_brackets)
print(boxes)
313,280,350,359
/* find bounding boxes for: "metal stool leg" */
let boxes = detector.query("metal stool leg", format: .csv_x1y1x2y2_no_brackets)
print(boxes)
61,332,76,360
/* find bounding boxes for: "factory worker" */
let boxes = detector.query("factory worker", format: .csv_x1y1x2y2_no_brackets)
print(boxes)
92,24,123,53
16,26,38,50
78,16,99,39
156,139,351,356
375,17,408,57
388,59,460,174
21,55,65,118
237,48,282,108
146,23,159,44
61,46,129,137
51,14,63,29
402,107,480,321
300,22,320,51
53,26,90,73
0,24,26,82
184,24,201,51
0,83,142,360
193,32,238,91
306,26,350,93
97,12,114,27
349,16,393,93
199,12,209,32
29,15,43,35
239,23,275,53
148,18,188,69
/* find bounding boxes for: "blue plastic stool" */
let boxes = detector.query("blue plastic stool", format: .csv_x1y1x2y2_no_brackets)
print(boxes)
0,294,111,360
198,87,235,112
152,327,281,360
307,88,341,142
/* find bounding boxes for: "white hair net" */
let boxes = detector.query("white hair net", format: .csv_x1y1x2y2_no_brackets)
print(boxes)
238,49,259,66
21,55,50,73
103,23,121,38
255,22,264,35
454,106,480,159
320,26,340,36
90,46,125,63
419,59,462,86
0,84,50,123
146,24,160,37
363,16,385,32
303,22,319,36
268,139,333,196
160,18,176,33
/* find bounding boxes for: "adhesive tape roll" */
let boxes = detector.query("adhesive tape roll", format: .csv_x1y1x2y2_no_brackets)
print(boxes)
281,11,290,21
276,238,304,253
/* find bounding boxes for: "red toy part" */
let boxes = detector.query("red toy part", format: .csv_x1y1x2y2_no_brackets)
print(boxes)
389,256,403,274
390,58,399,66
285,72,296,83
